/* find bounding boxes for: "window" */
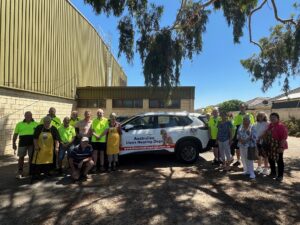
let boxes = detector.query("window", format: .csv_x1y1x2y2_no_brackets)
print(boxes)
157,116,192,128
112,99,143,108
127,116,156,130
177,116,193,126
149,99,181,109
77,99,106,108
158,116,175,128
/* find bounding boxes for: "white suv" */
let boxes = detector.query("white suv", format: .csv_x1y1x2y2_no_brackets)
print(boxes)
120,112,209,163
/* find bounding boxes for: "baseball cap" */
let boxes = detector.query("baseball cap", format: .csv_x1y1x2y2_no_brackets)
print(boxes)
81,137,89,142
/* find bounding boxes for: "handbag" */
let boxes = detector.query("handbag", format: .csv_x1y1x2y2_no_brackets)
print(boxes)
247,146,259,160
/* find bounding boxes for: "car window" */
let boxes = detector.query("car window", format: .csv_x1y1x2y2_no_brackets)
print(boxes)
116,116,129,123
157,115,192,128
158,116,173,128
198,116,208,126
177,116,193,126
127,116,156,130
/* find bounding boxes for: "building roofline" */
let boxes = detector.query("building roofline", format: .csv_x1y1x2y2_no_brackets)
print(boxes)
270,87,300,102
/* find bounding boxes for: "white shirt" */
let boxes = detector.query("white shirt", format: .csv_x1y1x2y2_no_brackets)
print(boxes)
254,121,269,142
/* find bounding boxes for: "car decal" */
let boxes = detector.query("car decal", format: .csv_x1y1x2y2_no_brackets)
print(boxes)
120,144,175,151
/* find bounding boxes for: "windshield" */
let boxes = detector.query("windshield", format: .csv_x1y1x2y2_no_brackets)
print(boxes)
121,115,138,125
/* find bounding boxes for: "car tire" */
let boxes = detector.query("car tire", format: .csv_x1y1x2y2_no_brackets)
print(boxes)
176,140,199,164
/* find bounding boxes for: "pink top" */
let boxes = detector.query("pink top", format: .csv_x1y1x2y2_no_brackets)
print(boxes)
268,122,288,149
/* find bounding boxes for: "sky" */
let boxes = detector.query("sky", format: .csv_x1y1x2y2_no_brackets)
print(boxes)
70,0,300,109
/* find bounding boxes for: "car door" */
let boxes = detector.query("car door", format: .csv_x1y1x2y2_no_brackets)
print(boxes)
194,116,209,149
120,115,158,154
155,115,181,153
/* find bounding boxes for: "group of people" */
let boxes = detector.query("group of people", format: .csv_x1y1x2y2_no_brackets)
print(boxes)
207,104,288,181
13,104,288,182
13,107,121,181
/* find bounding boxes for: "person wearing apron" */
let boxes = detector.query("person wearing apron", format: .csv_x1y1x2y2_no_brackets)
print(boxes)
99,113,122,171
33,116,60,177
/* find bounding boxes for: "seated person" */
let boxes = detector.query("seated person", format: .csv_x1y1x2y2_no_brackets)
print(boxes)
69,137,94,181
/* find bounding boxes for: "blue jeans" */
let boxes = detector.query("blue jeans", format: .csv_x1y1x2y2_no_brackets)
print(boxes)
58,144,74,161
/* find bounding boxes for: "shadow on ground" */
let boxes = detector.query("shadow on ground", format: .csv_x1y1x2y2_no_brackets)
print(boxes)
0,153,299,225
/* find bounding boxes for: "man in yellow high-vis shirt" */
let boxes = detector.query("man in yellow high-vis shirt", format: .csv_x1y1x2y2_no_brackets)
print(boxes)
91,109,109,172
70,111,81,127
13,111,38,178
58,117,76,174
40,107,61,129
208,108,222,165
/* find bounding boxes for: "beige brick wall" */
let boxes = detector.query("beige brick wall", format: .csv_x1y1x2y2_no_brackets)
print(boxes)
77,99,194,118
270,108,300,121
0,87,76,155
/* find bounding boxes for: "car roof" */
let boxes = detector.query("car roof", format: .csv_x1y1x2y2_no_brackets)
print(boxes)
189,112,206,118
135,111,190,117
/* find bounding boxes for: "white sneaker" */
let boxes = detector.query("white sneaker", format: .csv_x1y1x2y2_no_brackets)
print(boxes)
15,174,23,179
262,168,269,175
255,167,263,173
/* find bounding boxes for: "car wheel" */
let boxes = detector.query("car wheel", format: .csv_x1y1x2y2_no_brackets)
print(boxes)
176,140,199,164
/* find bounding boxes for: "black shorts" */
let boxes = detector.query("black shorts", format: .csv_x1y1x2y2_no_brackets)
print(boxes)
257,143,267,157
91,142,106,151
207,139,218,148
230,139,239,156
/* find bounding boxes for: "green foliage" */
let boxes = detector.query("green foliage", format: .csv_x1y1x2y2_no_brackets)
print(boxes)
241,23,300,93
283,116,300,137
220,0,257,43
117,16,134,62
143,30,176,86
218,99,244,113
85,0,298,91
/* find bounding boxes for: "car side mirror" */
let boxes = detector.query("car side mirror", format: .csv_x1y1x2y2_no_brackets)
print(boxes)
123,124,134,132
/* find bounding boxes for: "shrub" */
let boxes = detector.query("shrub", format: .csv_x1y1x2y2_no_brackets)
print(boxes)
284,116,300,137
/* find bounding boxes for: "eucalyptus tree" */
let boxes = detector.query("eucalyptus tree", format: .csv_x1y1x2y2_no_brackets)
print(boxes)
84,0,299,92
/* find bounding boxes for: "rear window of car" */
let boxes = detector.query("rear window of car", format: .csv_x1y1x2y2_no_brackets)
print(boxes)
177,116,193,126
158,115,192,128
198,116,208,126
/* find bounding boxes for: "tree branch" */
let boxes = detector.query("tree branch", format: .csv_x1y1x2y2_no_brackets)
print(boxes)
201,0,219,8
170,0,219,30
173,0,188,28
270,0,296,25
248,0,268,51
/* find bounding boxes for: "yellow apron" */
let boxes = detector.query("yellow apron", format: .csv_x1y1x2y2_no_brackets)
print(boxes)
106,127,120,155
33,131,54,164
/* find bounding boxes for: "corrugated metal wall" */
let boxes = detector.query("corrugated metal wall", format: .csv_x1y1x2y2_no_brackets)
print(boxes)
0,0,127,99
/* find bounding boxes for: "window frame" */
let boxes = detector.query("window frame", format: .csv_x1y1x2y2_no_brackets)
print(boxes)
77,99,106,108
149,99,181,109
112,99,143,108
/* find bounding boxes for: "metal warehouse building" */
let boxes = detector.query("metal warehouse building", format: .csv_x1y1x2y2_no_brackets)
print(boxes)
0,0,127,155
0,0,196,156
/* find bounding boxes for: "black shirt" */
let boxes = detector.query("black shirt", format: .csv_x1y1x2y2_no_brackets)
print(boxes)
33,125,60,142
